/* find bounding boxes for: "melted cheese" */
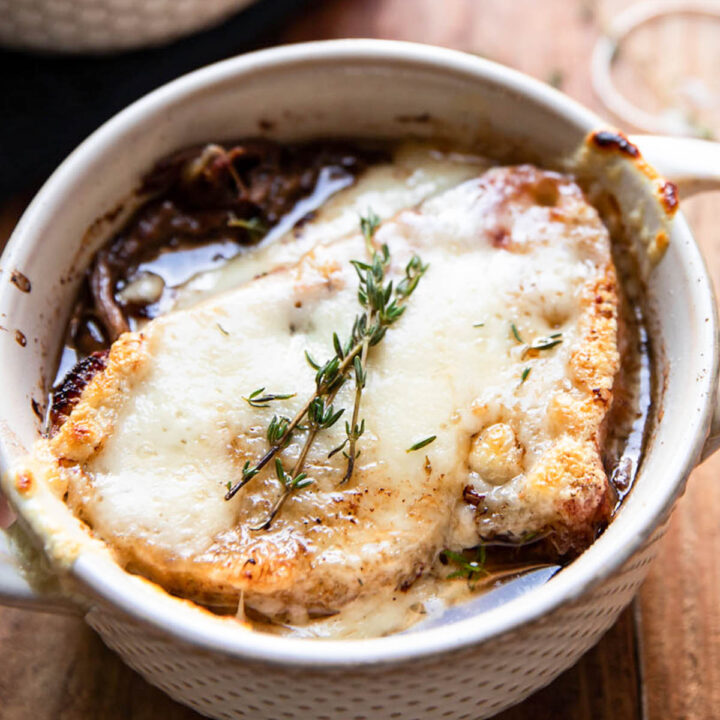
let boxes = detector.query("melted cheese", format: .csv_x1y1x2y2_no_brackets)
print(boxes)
168,143,489,312
11,159,619,634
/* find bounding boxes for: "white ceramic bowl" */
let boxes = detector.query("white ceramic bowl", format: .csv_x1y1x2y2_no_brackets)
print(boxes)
2,40,720,720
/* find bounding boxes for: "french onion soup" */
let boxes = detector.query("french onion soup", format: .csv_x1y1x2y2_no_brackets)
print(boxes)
12,140,657,637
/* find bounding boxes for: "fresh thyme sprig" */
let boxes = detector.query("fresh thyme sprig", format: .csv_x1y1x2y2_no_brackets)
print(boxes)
510,323,563,357
244,387,297,408
339,212,428,483
224,208,428,531
248,384,347,529
224,353,356,501
512,327,563,387
442,546,488,588
523,332,563,357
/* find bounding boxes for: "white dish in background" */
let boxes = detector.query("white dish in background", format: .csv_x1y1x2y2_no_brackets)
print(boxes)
0,0,258,53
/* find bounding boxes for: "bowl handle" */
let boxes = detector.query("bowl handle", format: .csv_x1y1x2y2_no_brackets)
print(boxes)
0,501,80,614
631,134,720,461
630,135,720,197
0,529,80,614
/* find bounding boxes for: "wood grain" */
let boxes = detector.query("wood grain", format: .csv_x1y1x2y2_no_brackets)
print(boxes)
1,1,719,718
0,607,197,719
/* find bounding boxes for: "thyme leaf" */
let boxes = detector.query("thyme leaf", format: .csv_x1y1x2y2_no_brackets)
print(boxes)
244,388,297,408
328,438,348,458
267,415,291,445
407,435,437,453
359,209,381,251
524,332,563,355
304,350,321,370
510,323,524,344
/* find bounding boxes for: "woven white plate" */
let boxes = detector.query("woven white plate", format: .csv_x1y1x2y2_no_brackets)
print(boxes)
0,0,257,53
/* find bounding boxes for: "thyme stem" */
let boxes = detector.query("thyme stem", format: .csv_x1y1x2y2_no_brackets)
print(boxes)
224,350,360,500
341,313,372,484
250,374,349,529
251,435,316,531
225,208,428,530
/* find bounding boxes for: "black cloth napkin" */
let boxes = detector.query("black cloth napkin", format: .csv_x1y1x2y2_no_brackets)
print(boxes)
0,0,311,199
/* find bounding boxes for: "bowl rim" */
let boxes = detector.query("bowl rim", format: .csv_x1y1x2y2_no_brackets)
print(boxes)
2,38,717,667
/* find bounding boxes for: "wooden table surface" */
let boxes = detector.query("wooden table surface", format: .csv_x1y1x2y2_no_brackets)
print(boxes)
1,1,719,718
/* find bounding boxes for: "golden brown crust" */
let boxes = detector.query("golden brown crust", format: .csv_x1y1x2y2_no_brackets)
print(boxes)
50,333,150,464
569,270,618,395
469,172,619,550
577,129,675,272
